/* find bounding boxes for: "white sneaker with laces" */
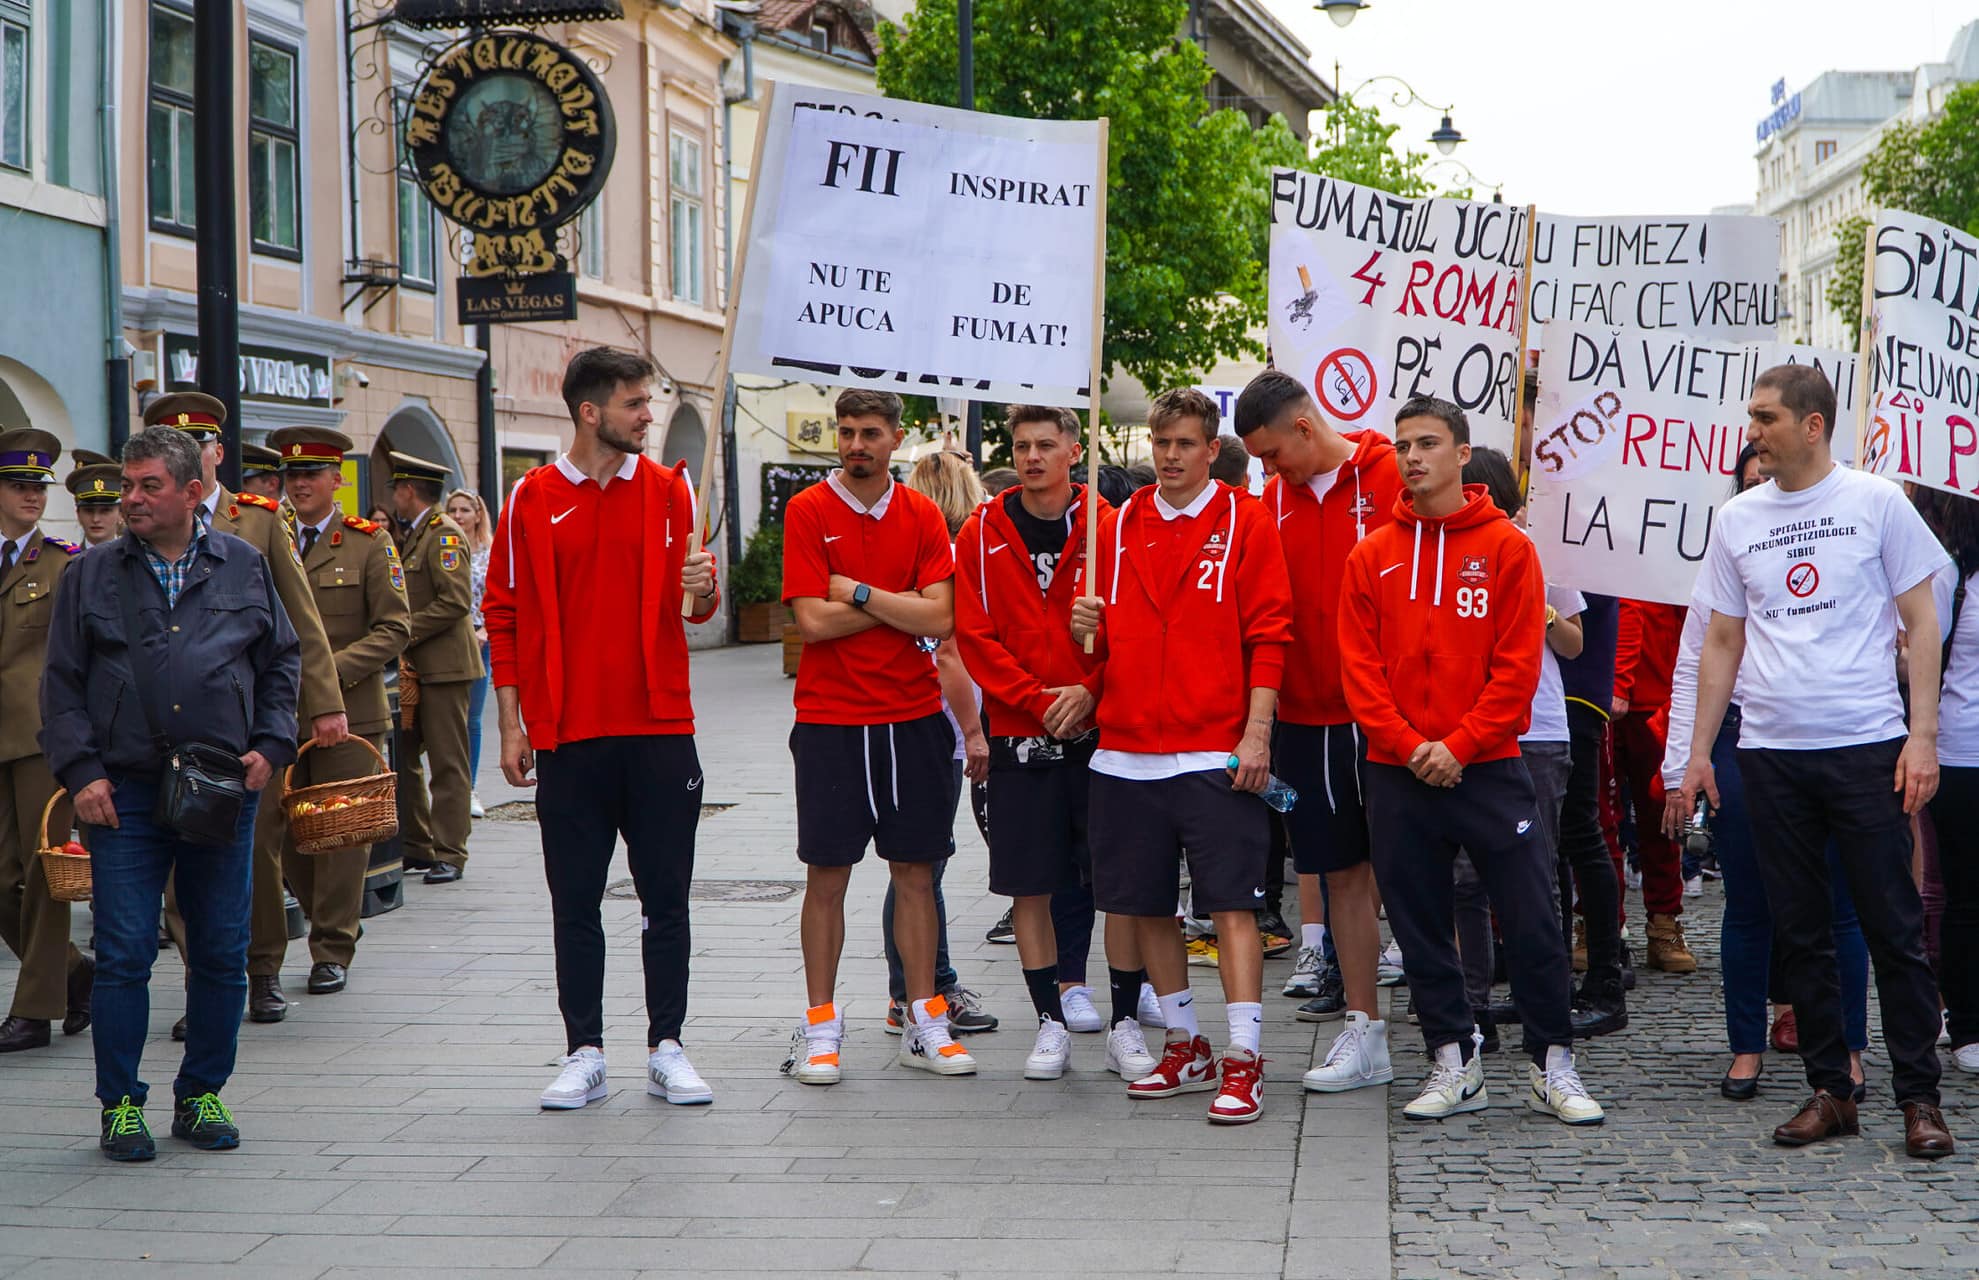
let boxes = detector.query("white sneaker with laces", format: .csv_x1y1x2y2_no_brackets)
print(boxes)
1137,982,1166,1029
1527,1047,1605,1125
1025,1017,1073,1080
1283,946,1324,998
1403,1036,1487,1120
1376,942,1406,987
1060,986,1104,1033
646,1039,714,1105
1105,1017,1158,1079
540,1046,608,1110
780,1005,843,1086
1301,1011,1394,1093
899,998,978,1076
1951,1042,1979,1073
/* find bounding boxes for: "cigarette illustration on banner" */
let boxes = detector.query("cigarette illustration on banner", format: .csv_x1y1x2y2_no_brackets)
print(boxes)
1285,264,1319,330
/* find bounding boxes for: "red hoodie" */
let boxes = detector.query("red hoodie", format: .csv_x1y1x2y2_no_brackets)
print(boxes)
1614,599,1686,712
1339,483,1545,767
1265,429,1403,725
954,485,1109,738
1084,482,1293,754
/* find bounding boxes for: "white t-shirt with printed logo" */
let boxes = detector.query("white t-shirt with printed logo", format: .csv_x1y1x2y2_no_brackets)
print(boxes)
1522,584,1587,744
1691,464,1949,751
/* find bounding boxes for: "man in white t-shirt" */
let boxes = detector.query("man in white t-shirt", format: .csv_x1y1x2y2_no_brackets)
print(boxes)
1676,363,1953,1159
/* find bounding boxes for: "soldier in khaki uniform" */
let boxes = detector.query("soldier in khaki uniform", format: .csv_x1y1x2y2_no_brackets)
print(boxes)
388,450,482,884
259,427,411,994
66,450,123,546
239,443,286,502
0,428,93,1052
149,393,348,1029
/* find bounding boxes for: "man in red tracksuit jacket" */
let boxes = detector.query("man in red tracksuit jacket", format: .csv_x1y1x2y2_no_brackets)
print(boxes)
1339,395,1605,1128
1072,387,1294,1126
1611,598,1697,973
954,404,1160,1085
1234,368,1403,1093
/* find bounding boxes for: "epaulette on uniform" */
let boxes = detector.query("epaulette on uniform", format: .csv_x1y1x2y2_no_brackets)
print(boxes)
42,537,80,555
235,491,281,512
344,515,383,535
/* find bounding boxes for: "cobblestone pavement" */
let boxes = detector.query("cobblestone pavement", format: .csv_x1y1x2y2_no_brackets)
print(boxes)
1388,880,1979,1280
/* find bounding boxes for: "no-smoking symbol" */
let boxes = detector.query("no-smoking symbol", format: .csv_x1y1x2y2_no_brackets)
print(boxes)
1316,348,1377,422
1786,561,1819,598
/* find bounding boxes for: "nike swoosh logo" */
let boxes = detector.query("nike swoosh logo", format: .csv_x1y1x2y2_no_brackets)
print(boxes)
551,507,577,524
1380,564,1404,578
988,543,1008,554
1517,819,1532,834
1278,512,1293,526
687,777,703,791
1462,1081,1482,1099
825,535,842,543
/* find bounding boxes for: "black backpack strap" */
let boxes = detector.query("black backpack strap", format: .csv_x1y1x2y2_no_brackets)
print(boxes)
1945,571,1968,681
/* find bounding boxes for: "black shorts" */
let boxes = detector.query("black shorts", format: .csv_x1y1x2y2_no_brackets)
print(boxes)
985,737,1095,898
790,713,956,867
1274,721,1370,875
1089,769,1269,917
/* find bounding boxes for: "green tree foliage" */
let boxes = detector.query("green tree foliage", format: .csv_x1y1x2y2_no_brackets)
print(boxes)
1828,82,1979,333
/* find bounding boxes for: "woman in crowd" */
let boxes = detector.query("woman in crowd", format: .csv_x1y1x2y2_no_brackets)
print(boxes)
446,488,495,820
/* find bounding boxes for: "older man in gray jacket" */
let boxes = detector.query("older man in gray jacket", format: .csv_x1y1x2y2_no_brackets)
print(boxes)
40,425,300,1162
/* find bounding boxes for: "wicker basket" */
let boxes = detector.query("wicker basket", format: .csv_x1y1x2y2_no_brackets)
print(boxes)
284,736,399,855
398,659,421,731
36,789,92,904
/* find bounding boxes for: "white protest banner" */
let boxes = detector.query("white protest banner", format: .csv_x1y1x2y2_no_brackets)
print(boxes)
1526,326,1768,605
1778,344,1859,465
1861,209,1979,497
729,85,1104,408
1527,214,1781,342
1268,169,1525,453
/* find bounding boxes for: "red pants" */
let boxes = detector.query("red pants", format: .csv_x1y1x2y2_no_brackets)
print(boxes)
1610,708,1684,917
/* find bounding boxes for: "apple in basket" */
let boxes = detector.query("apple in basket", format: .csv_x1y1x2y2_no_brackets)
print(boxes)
60,841,86,858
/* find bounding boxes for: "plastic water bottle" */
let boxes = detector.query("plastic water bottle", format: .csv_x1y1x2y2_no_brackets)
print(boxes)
1227,755,1298,813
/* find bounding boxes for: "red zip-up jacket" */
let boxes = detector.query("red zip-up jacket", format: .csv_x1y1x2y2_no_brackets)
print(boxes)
1265,429,1402,725
484,458,716,751
1084,482,1293,754
954,485,1109,738
1613,599,1686,713
1339,483,1545,766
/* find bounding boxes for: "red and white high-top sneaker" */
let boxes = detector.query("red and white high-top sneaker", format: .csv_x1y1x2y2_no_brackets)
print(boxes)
1208,1049,1265,1124
1125,1034,1217,1098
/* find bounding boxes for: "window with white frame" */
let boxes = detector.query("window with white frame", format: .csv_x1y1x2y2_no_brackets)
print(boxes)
248,35,300,256
669,131,704,305
147,2,197,231
396,94,435,287
577,198,604,280
0,1,28,172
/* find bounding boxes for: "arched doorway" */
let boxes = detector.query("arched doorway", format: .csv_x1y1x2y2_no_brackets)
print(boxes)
369,401,466,509
0,357,70,439
661,401,705,475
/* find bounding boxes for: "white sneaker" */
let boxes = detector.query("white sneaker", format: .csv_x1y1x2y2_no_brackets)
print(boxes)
1105,1017,1158,1079
470,791,486,819
1060,986,1104,1033
1683,875,1703,898
1403,1037,1487,1120
1301,1011,1394,1093
1024,1017,1073,1080
1626,865,1643,890
1137,982,1166,1028
646,1039,714,1105
1940,1011,1952,1048
1377,943,1406,987
540,1047,608,1110
780,1006,843,1086
899,998,978,1076
1527,1048,1605,1125
1283,946,1324,998
1951,1042,1979,1073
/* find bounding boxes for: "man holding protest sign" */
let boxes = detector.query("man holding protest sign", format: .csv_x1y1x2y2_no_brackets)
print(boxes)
1072,388,1293,1124
1676,364,1953,1159
1339,395,1603,1127
780,389,976,1086
1232,369,1401,1093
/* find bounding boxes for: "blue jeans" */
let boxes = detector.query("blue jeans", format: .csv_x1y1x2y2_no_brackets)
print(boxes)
90,775,259,1106
466,638,491,786
882,759,962,1002
1711,714,1869,1055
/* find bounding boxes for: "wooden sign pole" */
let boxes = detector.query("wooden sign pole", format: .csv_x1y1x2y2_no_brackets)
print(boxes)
1510,202,1540,492
685,81,777,617
1082,117,1111,654
1854,217,1878,464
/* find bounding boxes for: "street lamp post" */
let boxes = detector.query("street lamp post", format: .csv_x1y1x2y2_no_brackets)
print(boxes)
193,0,241,489
1317,0,1367,27
1330,63,1466,159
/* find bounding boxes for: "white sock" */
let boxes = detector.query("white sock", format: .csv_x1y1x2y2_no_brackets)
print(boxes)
1435,1040,1465,1069
1301,923,1326,951
1157,989,1199,1040
1544,1044,1573,1072
1227,1002,1263,1056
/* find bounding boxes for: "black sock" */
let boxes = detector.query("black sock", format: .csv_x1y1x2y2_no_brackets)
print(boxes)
1109,967,1147,1027
1024,965,1065,1024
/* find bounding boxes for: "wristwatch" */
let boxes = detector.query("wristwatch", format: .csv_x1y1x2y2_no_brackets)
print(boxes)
1545,604,1559,631
852,583,872,610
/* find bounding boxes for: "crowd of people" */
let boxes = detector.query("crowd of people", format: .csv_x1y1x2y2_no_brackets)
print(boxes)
1,344,1970,1166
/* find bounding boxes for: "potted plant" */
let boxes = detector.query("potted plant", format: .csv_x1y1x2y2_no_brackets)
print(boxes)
731,522,790,643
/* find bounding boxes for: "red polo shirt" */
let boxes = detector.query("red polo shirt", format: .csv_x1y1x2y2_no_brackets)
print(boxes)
782,474,954,725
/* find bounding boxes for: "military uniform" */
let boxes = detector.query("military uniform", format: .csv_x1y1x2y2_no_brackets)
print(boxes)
65,455,123,547
389,451,483,881
238,442,286,502
252,427,410,992
0,429,91,1052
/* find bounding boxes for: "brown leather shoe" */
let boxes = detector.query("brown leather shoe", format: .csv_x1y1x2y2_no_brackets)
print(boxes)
1902,1101,1955,1159
0,1015,52,1053
1770,1008,1799,1054
1644,914,1699,974
248,975,288,1023
1772,1089,1858,1146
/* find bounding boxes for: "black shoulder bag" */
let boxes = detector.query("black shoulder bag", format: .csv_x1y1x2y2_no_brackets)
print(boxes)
113,556,249,846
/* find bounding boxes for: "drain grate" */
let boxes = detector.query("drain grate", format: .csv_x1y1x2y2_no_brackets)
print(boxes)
606,878,803,902
485,801,734,822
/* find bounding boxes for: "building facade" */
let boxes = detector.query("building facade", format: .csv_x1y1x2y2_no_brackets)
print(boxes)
1753,22,1979,347
1191,0,1334,141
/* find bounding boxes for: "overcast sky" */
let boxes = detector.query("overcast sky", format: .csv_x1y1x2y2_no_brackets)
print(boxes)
1267,0,1969,215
